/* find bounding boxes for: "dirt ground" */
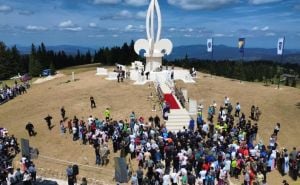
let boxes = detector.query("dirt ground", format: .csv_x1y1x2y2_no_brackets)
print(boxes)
0,68,299,185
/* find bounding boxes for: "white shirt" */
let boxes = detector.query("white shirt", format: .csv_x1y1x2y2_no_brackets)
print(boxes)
88,117,94,126
199,170,207,180
224,160,231,172
170,173,178,183
129,143,135,153
162,174,170,185
202,124,209,133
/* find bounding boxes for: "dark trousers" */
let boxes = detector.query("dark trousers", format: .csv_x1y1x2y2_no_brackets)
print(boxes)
28,129,35,136
68,176,74,185
138,178,143,185
91,101,96,108
47,122,51,130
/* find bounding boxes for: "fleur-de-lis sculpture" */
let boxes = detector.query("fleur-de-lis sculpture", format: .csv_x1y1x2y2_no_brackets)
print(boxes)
134,0,173,58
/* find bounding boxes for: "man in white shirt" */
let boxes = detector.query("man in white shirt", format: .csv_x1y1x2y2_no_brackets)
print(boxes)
202,122,209,134
88,115,94,126
162,173,170,185
170,170,179,185
235,102,241,117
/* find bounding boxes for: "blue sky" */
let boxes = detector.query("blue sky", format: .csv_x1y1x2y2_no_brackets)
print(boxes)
0,0,300,49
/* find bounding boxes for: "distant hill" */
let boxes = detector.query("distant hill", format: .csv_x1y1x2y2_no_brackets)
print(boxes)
17,44,300,63
17,45,96,55
168,44,300,63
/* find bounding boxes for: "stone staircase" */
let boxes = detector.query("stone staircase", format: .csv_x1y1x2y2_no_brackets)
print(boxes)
160,82,191,132
165,109,191,132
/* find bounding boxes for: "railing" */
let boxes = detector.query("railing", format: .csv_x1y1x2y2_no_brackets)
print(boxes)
156,84,164,106
174,86,186,108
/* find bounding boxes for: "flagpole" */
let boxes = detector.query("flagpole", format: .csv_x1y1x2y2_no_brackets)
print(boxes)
278,36,285,89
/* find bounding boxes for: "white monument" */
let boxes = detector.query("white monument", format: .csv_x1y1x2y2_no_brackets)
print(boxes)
96,67,108,76
134,0,173,72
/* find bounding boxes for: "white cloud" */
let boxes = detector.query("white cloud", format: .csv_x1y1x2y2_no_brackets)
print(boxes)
167,0,238,10
18,10,34,16
188,28,193,32
93,0,121,4
108,27,119,31
251,26,258,31
124,0,148,6
213,33,225,37
63,27,82,31
184,34,192,37
136,11,146,19
112,34,119,37
169,28,176,32
265,32,275,36
59,20,74,28
119,10,132,18
101,10,145,20
89,22,97,28
138,25,145,29
58,20,82,31
26,25,47,31
125,24,133,31
88,34,104,38
0,5,12,13
249,0,282,5
261,26,269,31
124,24,144,32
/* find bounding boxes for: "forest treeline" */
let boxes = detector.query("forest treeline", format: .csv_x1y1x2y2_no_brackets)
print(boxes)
0,41,140,80
165,56,299,86
0,40,299,86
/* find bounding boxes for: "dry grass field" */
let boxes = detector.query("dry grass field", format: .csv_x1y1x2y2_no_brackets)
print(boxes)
0,65,299,185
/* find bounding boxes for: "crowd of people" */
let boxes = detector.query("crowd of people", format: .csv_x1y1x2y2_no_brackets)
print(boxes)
37,93,298,185
0,128,37,185
2,89,299,185
48,95,298,185
0,81,30,105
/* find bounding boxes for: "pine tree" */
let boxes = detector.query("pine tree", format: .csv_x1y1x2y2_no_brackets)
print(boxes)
49,62,56,75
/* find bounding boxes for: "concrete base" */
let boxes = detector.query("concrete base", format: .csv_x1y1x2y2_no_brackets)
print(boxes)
130,69,195,85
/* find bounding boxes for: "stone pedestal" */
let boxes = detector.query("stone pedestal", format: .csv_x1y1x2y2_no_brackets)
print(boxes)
145,53,163,72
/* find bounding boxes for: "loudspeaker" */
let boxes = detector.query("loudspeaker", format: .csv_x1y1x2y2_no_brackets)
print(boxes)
21,138,30,158
114,157,128,183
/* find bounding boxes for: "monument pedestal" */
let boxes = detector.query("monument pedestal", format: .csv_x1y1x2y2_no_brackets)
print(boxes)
145,53,163,72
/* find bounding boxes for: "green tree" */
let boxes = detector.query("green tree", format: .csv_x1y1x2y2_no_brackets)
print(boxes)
49,62,56,75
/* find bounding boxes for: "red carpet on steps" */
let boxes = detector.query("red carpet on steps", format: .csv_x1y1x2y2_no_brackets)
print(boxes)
164,94,180,109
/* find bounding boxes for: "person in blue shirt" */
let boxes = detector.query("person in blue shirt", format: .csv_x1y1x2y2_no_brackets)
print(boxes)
189,118,195,132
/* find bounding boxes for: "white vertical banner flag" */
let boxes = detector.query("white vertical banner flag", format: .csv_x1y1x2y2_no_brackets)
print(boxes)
277,37,285,55
207,38,213,52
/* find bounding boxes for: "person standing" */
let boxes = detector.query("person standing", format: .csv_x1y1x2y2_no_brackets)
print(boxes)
28,164,36,182
235,102,241,117
22,170,32,185
61,106,66,120
25,122,35,136
66,165,74,185
136,166,144,185
104,108,110,121
90,96,96,109
251,105,255,120
44,114,53,130
60,120,66,135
